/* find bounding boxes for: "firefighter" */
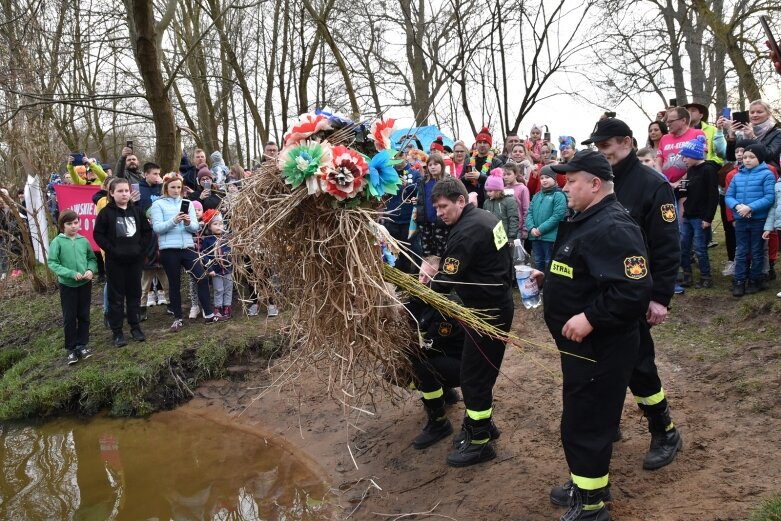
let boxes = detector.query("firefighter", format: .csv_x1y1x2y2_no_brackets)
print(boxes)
429,177,514,467
583,118,683,470
543,150,653,520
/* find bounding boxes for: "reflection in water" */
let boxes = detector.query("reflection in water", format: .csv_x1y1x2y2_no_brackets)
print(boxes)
0,411,331,520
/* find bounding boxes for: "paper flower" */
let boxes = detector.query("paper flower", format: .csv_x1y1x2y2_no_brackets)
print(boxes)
367,149,402,198
323,145,368,200
284,113,333,146
369,119,395,151
279,140,332,194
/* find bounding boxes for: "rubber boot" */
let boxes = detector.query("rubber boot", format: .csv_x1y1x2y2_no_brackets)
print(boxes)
446,417,496,467
551,479,613,507
680,271,693,288
452,418,501,448
643,405,683,470
412,400,453,450
560,485,611,521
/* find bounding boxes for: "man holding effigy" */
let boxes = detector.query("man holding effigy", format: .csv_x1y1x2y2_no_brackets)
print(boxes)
429,177,514,467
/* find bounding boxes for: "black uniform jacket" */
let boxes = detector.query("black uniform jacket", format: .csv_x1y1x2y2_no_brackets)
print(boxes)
431,203,514,308
543,195,653,368
406,296,465,358
612,151,680,307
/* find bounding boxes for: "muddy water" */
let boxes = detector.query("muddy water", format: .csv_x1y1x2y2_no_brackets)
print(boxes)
0,410,332,520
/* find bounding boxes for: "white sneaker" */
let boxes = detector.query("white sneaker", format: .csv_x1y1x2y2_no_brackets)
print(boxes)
170,318,183,332
247,303,259,316
722,261,736,276
267,304,279,317
777,291,781,298
157,290,167,305
146,293,157,307
188,306,200,319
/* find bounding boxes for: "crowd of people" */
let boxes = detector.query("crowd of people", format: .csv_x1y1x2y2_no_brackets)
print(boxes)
4,97,781,520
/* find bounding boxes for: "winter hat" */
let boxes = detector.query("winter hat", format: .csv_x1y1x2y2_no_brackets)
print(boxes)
202,209,220,224
475,126,493,147
485,168,505,191
430,136,445,153
744,143,768,163
196,164,213,180
735,138,758,151
210,151,225,164
191,200,203,212
540,165,556,179
680,135,707,160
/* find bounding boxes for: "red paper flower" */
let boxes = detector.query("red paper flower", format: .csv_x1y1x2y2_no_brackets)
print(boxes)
369,119,395,151
284,113,333,146
323,146,369,200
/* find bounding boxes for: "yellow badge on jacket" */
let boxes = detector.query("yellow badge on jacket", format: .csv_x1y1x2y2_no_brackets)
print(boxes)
493,221,508,250
624,256,649,279
438,322,453,336
443,257,460,274
660,204,676,223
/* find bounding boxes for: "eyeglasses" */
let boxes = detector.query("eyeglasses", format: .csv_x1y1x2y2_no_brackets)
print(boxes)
666,118,682,123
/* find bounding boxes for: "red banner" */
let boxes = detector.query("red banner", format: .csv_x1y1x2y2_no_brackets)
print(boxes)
54,185,101,250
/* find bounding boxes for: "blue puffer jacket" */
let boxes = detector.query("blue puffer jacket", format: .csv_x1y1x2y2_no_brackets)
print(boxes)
725,162,776,221
764,179,781,231
151,196,200,250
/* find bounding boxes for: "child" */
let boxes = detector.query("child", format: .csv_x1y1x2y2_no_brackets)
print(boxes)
502,162,530,238
414,153,449,257
47,210,98,365
526,125,544,164
483,168,519,239
637,147,659,170
525,166,568,272
725,143,776,296
187,200,205,319
678,136,720,288
201,213,234,318
94,178,153,346
140,208,169,319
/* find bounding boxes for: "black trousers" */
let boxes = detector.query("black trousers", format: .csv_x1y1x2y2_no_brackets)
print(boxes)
160,248,213,319
106,259,142,333
719,195,736,261
560,328,638,481
460,301,514,416
60,282,92,350
628,321,667,414
413,353,461,393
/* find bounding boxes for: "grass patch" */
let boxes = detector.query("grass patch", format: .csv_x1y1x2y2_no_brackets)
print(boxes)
749,496,781,521
0,285,286,421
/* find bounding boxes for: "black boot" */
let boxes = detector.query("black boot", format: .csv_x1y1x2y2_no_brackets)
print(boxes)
446,418,496,467
442,387,461,405
550,479,613,507
412,401,453,450
694,276,713,289
680,271,693,288
560,485,611,521
452,418,501,448
643,405,682,470
745,279,760,295
770,260,777,281
732,280,746,297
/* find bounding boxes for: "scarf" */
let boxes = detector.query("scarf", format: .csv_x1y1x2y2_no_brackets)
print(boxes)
753,118,776,141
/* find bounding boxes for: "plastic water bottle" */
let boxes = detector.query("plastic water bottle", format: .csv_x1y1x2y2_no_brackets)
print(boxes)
513,239,541,309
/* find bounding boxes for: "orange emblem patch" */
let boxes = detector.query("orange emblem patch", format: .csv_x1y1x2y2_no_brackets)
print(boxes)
624,256,648,279
438,322,453,336
443,257,460,274
661,204,676,223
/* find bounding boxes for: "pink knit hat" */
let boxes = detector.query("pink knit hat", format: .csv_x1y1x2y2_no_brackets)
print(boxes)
485,168,505,191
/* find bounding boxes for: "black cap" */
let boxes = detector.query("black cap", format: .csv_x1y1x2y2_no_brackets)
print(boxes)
550,150,614,180
581,118,633,145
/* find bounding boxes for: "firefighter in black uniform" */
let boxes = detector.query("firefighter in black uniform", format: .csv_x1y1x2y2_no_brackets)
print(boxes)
582,118,683,470
544,150,653,521
405,256,465,449
429,177,514,467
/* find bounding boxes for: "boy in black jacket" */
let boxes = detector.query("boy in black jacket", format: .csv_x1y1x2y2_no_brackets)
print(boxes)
679,135,720,288
94,178,153,347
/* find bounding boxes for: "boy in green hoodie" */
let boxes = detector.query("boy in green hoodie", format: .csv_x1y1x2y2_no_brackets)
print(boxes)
47,210,98,365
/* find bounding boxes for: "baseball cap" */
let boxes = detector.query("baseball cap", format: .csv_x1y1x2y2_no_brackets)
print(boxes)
581,118,633,145
549,150,614,180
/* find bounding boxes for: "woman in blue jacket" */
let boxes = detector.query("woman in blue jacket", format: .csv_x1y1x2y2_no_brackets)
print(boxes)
151,173,224,331
725,143,776,296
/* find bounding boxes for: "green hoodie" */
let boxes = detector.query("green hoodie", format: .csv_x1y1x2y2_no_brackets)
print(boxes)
47,233,98,287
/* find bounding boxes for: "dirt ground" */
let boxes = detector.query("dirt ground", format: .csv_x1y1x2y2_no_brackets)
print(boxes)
185,281,781,521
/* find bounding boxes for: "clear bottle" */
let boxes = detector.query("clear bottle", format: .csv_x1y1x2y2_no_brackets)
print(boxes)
513,239,541,309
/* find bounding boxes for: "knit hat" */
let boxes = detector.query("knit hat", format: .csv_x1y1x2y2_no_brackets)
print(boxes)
680,135,706,160
540,165,556,179
430,136,445,153
196,164,213,180
475,126,492,147
485,168,505,191
202,209,220,224
744,143,768,163
191,200,203,212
